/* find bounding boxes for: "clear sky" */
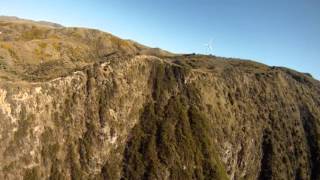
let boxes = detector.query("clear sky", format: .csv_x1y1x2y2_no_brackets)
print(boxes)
1,0,319,79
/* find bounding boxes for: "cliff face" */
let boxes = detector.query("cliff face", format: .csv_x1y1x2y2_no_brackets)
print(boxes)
0,18,320,180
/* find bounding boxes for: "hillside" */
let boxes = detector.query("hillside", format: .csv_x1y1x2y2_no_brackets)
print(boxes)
0,17,320,180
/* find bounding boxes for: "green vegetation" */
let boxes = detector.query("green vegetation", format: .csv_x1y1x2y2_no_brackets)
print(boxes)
23,167,40,180
21,25,47,40
0,58,7,70
121,64,228,179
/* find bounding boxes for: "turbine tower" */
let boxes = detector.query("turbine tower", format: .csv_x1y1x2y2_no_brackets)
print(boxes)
204,39,213,55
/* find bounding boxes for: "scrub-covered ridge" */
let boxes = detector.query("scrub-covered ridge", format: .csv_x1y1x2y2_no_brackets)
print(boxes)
0,17,319,180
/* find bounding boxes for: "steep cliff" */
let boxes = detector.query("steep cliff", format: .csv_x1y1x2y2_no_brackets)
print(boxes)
0,17,320,180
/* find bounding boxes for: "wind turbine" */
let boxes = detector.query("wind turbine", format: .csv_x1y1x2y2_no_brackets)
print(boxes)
204,39,213,55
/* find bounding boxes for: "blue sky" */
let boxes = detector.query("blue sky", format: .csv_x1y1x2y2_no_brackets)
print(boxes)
1,0,319,79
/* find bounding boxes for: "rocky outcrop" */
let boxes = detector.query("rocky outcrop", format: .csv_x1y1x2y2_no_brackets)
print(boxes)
0,18,320,180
